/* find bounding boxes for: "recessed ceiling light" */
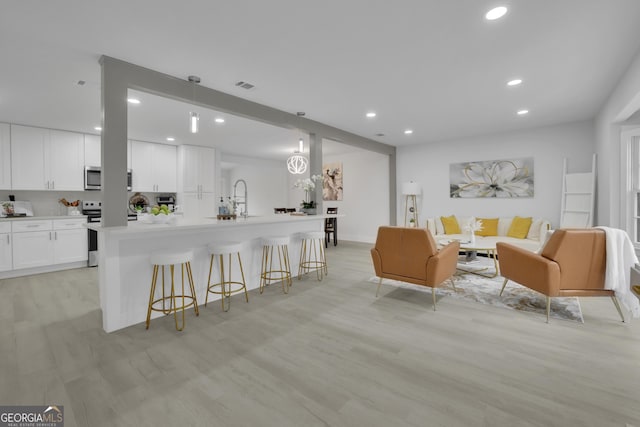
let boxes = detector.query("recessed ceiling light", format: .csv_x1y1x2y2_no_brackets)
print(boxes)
215,117,225,123
166,137,175,142
485,6,508,20
127,98,141,104
366,112,377,118
404,129,413,135
94,126,102,131
507,79,522,86
517,109,529,115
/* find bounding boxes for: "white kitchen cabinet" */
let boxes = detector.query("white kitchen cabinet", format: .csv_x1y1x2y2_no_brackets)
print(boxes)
49,130,84,190
0,222,11,272
131,140,176,192
11,218,87,270
178,145,216,193
84,134,101,167
10,125,84,191
52,219,87,264
0,124,10,190
177,145,216,218
179,192,217,219
12,230,54,269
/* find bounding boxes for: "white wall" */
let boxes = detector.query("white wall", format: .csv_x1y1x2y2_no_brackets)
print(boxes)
322,145,390,243
396,121,595,228
222,154,288,216
596,48,640,227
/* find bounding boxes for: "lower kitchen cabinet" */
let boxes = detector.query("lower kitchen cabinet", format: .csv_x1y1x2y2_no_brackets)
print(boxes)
0,222,11,272
10,218,87,270
12,230,53,269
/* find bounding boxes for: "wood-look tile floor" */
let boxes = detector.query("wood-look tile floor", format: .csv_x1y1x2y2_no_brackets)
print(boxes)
1,241,640,426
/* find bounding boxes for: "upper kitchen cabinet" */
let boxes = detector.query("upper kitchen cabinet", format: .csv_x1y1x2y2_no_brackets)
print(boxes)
10,125,84,191
130,140,176,192
178,145,216,193
0,123,10,190
84,134,101,167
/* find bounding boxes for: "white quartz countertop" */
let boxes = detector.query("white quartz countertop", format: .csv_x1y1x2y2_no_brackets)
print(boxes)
86,213,338,235
0,215,87,221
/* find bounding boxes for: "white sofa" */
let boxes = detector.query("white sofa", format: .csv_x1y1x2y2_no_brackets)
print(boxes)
425,216,551,252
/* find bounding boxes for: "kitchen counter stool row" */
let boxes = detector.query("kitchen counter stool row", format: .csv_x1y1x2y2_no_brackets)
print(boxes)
145,232,328,331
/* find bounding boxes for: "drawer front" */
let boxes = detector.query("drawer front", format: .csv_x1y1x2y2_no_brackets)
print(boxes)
0,222,10,233
53,218,86,230
12,220,52,233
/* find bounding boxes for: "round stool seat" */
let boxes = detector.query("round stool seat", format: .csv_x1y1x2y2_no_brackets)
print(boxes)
262,236,290,246
300,231,324,240
150,249,193,266
208,241,243,255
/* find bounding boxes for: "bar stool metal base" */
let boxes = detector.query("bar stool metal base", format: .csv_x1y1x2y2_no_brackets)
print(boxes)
298,231,328,281
260,237,292,294
146,258,199,332
206,245,249,312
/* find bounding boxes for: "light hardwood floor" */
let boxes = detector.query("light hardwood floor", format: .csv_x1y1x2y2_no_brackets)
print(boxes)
1,241,639,427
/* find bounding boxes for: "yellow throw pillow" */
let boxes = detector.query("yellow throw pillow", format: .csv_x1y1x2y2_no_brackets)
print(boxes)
507,216,533,239
475,218,499,236
440,215,461,234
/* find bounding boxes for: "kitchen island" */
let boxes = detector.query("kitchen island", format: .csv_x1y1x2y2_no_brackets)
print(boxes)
87,214,333,332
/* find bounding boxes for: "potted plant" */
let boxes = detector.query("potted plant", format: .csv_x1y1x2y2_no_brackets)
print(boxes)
294,175,322,214
409,218,416,227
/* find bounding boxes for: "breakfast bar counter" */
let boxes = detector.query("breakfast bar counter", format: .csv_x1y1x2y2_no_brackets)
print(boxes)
88,214,332,332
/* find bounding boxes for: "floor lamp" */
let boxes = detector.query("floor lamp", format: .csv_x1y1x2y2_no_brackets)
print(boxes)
402,181,421,227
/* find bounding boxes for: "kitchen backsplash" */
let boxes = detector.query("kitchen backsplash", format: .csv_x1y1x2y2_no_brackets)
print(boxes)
0,190,177,216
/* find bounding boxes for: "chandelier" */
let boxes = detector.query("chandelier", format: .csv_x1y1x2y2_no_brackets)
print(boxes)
287,138,308,174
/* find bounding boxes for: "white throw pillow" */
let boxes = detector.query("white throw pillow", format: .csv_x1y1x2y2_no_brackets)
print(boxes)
527,219,542,240
497,217,513,236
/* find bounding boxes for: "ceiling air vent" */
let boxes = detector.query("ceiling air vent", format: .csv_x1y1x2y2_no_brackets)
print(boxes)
235,81,255,90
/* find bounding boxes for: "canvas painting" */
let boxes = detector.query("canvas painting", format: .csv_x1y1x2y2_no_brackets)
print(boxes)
323,162,343,201
450,157,534,198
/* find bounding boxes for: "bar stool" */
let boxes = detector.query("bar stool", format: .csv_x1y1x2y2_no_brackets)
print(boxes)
206,241,249,312
298,231,328,281
146,249,199,331
260,236,292,294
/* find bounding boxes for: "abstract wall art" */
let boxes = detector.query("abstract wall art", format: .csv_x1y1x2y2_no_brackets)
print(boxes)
450,157,534,198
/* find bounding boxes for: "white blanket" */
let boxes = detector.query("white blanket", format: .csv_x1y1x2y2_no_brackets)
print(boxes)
596,226,640,318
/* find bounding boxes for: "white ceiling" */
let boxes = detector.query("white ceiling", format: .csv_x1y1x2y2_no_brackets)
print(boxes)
2,0,640,161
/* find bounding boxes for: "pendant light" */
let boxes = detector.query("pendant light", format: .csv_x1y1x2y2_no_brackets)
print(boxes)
287,112,309,174
188,75,200,133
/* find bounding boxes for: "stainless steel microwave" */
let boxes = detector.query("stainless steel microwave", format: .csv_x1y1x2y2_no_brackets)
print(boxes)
85,166,132,191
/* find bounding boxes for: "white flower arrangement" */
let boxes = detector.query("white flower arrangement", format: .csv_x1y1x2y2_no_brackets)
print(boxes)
463,219,484,233
293,174,322,192
294,175,322,208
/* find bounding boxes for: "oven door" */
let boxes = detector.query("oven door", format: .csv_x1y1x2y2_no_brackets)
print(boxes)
87,215,101,267
85,166,101,190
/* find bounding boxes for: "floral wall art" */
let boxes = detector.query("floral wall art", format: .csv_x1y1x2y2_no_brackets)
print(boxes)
449,157,534,198
323,162,343,201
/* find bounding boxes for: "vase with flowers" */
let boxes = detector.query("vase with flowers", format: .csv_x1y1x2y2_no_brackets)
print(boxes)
294,175,322,214
463,219,483,245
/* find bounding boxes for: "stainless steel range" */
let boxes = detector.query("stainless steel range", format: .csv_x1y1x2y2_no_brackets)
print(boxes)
82,201,137,267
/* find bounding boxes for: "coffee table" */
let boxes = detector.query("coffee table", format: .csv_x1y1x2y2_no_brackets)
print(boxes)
438,238,499,278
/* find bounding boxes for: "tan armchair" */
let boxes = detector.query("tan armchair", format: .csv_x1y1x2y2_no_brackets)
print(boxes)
497,228,625,323
371,226,460,310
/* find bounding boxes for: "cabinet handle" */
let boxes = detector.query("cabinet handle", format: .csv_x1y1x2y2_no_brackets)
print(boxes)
51,180,55,189
26,224,39,228
46,181,49,189
6,235,8,244
49,231,52,240
55,231,58,240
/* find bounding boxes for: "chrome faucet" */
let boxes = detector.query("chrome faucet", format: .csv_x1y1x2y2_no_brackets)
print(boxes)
233,179,248,218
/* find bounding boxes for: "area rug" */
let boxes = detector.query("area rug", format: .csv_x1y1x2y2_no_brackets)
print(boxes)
369,257,584,322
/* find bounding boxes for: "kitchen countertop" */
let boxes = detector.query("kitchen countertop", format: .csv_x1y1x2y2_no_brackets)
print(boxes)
87,213,340,236
0,215,87,221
